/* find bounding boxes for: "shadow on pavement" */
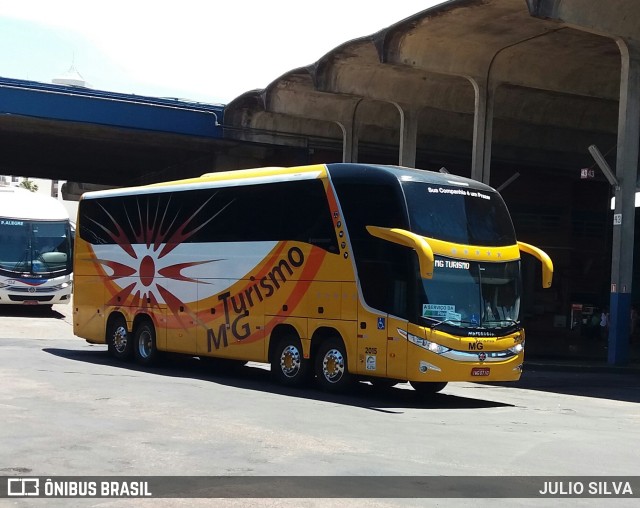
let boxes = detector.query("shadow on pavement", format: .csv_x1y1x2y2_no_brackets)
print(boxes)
42,347,513,412
486,366,640,403
0,305,66,319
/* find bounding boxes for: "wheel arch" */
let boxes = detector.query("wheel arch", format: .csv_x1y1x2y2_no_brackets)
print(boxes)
132,312,154,332
310,326,346,360
267,323,301,363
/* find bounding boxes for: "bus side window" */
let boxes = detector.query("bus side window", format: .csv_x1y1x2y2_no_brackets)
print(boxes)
78,180,338,252
333,181,411,318
280,180,338,252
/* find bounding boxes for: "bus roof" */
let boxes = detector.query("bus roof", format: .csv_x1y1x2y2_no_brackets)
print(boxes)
0,187,69,221
325,163,497,193
80,163,498,201
81,164,329,200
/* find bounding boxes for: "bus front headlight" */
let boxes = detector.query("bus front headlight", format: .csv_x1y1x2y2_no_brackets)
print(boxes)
406,332,450,354
508,343,524,354
426,340,450,354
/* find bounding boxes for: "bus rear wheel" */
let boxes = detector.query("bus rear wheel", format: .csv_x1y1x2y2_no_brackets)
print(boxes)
271,336,309,387
107,314,132,360
133,320,158,366
315,338,352,392
410,381,447,397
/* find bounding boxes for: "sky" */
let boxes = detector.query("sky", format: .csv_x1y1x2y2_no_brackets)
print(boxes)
0,1,442,105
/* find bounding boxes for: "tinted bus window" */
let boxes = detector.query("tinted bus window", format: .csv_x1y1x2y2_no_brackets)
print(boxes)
332,181,412,317
79,179,338,252
0,220,71,276
402,182,516,246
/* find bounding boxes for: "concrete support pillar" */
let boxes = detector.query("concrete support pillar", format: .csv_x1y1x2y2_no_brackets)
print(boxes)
337,120,359,163
469,78,495,184
608,39,640,365
337,99,365,163
398,106,418,168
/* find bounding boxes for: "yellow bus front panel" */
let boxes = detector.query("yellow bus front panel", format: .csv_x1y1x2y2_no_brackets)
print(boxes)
402,327,525,383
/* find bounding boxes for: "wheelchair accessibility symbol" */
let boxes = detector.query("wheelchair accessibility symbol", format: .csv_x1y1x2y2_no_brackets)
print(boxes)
377,317,386,330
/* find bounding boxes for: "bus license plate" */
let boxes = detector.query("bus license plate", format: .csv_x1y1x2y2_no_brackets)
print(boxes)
471,367,490,377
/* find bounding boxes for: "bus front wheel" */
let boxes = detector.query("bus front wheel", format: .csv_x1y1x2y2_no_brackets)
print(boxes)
133,320,158,366
107,314,132,360
315,338,352,392
410,381,447,397
271,336,309,387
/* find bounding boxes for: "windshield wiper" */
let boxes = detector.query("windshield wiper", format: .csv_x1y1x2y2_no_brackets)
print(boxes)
425,317,478,330
425,315,519,331
11,249,30,273
483,318,520,328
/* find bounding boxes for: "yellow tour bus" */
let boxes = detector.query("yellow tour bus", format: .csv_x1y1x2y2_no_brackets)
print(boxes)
73,163,553,395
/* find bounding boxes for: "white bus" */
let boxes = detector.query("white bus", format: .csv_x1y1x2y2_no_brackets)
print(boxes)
0,187,73,307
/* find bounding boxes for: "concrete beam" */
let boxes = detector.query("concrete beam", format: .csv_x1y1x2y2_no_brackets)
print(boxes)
469,78,495,184
396,104,418,168
527,0,640,40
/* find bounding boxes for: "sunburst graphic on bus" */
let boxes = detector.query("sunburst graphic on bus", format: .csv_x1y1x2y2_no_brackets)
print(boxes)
86,194,232,327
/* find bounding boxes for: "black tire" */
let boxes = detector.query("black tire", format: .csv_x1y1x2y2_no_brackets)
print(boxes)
314,338,352,392
133,320,158,366
271,336,309,387
410,381,447,397
107,314,132,360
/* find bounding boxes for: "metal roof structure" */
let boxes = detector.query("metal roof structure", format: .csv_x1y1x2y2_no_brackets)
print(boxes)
223,0,640,364
225,0,633,182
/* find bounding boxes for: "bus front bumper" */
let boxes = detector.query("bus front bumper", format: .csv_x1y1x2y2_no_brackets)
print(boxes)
406,346,525,383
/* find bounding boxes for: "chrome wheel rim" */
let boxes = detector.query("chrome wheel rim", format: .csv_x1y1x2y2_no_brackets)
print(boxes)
138,329,152,359
322,348,345,383
113,325,128,353
280,345,301,378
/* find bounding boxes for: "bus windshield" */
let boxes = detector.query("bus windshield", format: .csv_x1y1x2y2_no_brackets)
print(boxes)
0,220,72,277
402,181,516,246
419,258,521,330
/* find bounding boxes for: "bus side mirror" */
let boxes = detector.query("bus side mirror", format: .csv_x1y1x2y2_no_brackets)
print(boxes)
366,226,434,279
41,252,68,264
518,241,553,288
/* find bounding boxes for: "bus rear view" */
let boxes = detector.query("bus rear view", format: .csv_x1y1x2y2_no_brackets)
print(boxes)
0,187,73,307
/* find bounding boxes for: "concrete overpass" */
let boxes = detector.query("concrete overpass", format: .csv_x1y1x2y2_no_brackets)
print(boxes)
1,0,638,364
0,77,306,186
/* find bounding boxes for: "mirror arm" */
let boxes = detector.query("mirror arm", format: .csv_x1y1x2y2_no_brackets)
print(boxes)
518,241,554,288
366,226,434,279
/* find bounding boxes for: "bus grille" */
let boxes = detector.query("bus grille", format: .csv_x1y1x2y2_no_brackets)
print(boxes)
8,286,60,293
8,295,54,302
